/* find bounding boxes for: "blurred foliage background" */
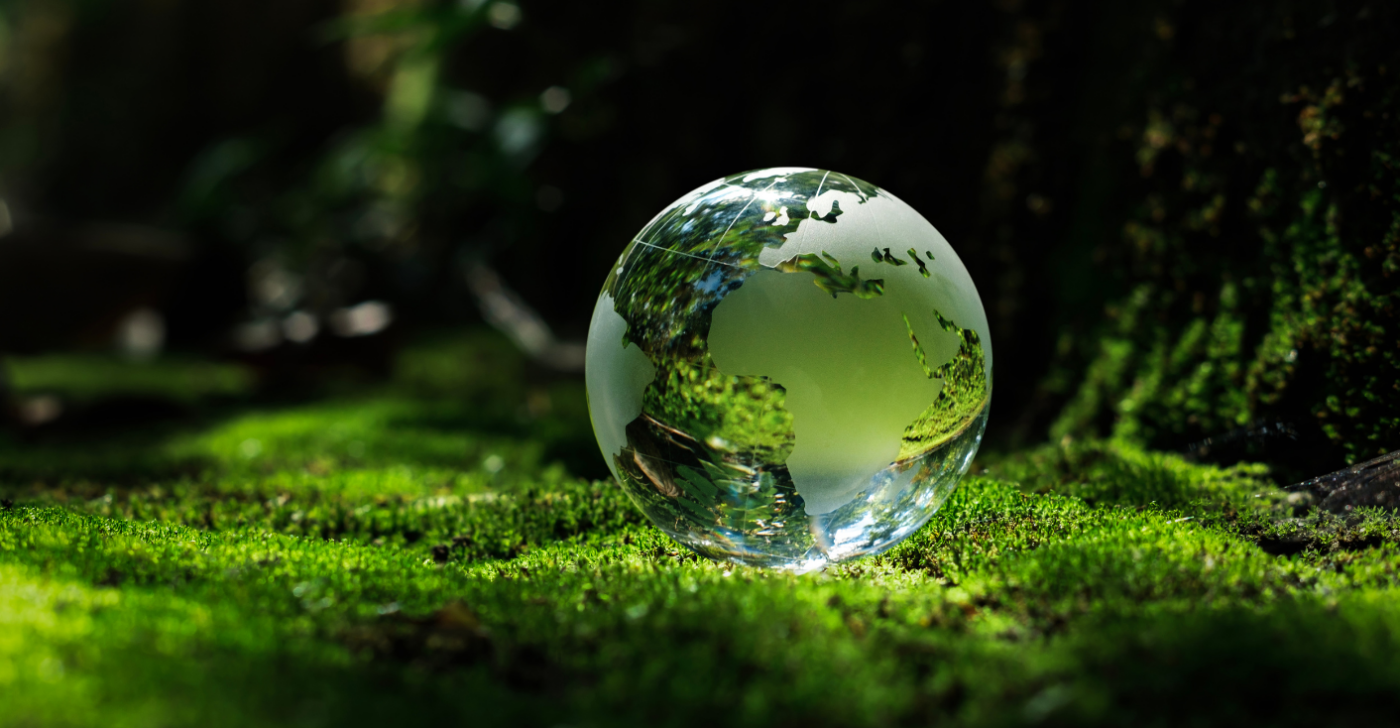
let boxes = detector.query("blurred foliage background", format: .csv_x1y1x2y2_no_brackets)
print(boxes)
0,0,1396,474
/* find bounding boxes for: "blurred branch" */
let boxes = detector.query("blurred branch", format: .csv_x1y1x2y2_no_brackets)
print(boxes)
1287,450,1400,514
463,261,583,372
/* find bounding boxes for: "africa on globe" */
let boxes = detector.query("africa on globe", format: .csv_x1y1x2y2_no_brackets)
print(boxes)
586,168,992,571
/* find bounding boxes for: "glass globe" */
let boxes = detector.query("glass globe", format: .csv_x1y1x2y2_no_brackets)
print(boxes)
586,168,992,571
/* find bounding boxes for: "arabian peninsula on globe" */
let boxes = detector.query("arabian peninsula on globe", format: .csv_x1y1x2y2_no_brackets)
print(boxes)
586,168,992,571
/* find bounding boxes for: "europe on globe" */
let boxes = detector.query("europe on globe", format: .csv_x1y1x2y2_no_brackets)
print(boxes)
586,168,992,571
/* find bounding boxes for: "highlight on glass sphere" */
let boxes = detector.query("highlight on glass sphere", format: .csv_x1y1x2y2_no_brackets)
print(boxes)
586,168,992,572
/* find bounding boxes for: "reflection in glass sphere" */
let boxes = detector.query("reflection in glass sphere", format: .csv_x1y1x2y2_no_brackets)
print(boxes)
586,168,992,572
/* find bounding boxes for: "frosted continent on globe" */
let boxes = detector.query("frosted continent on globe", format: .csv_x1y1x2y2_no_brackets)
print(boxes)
586,168,991,571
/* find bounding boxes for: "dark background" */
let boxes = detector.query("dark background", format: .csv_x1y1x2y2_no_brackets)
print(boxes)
2,0,1397,467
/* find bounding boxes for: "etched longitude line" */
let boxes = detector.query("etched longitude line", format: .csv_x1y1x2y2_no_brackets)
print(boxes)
866,182,889,258
705,177,781,262
773,170,830,269
837,172,866,202
837,172,860,197
838,170,894,270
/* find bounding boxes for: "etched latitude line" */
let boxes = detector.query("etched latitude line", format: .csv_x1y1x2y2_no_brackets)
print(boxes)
633,238,743,269
633,195,681,245
706,177,782,262
642,180,744,246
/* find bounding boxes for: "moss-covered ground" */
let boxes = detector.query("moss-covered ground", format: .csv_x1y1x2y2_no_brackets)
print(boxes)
3,331,1399,727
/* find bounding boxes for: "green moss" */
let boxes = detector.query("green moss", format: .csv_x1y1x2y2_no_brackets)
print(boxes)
986,438,1273,510
5,354,255,404
0,511,563,727
6,1,1400,721
3,331,1399,726
1041,8,1400,462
